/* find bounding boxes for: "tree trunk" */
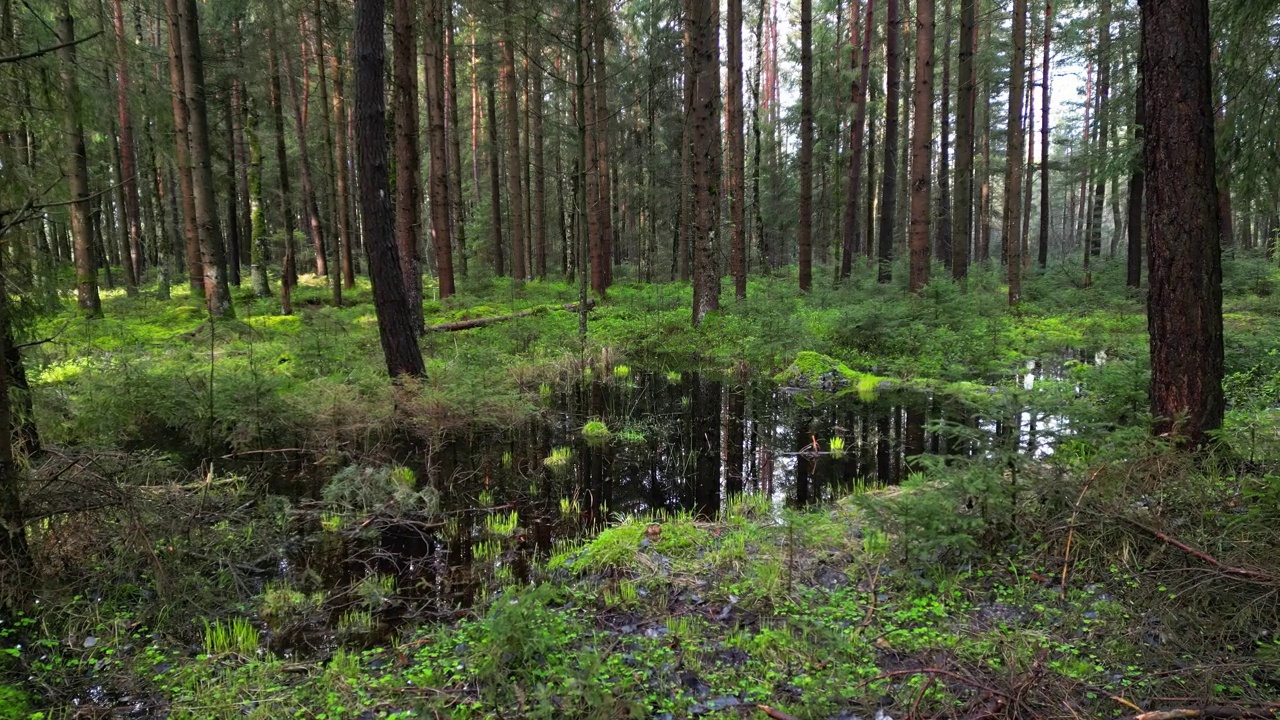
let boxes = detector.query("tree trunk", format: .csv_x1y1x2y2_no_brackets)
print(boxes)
750,0,767,275
330,42,355,288
266,28,296,314
57,0,101,317
876,0,901,283
529,34,546,279
1004,0,1027,305
111,0,142,290
678,0,694,282
353,0,425,378
223,98,241,287
311,0,341,307
502,5,527,283
1037,0,1051,268
445,1,468,277
487,71,505,277
162,0,200,294
592,7,614,288
690,0,720,323
935,0,952,270
391,0,421,324
247,108,272,298
1125,73,1144,289
0,255,31,582
177,0,232,316
232,38,252,278
797,0,813,292
840,0,873,279
424,0,456,298
907,0,934,293
727,0,746,298
1142,0,1223,445
1087,0,1111,261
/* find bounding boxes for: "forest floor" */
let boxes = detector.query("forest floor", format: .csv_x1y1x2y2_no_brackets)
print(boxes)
4,257,1280,719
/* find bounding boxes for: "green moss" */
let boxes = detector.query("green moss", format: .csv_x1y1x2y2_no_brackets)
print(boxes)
581,419,611,441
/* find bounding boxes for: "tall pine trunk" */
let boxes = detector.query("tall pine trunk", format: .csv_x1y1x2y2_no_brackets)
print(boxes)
392,0,422,324
690,0,720,323
952,0,975,278
57,0,102,316
353,0,424,378
111,0,142,290
1037,0,1051,268
797,0,813,291
445,1,468,276
935,0,952,269
487,70,505,277
502,5,527,283
1126,74,1144,289
266,28,297,314
727,0,746,298
162,0,200,294
840,0,873,279
876,0,901,283
177,0,232,316
330,42,355,288
424,0,456,297
1142,0,1222,445
907,0,934,293
1003,0,1027,305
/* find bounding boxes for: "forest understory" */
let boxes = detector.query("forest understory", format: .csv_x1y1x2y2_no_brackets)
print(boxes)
3,258,1280,719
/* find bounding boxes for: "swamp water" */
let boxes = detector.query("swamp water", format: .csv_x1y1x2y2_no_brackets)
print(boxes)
266,357,1099,655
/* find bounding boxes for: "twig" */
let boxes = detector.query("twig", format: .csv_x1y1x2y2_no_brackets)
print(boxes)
1126,519,1279,585
756,705,801,720
909,676,936,719
1061,467,1104,598
860,668,1012,702
0,29,103,64
1121,706,1280,720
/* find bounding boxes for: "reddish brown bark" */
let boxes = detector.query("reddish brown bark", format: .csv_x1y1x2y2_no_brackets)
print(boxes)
424,0,455,298
353,0,424,378
907,0,934,293
392,0,421,323
1004,0,1027,305
111,0,142,288
502,7,527,283
797,0,813,292
727,0,746,298
1142,0,1223,445
877,0,901,283
689,0,720,323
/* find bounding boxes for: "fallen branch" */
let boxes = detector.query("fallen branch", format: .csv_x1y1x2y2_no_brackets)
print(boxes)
1061,467,1105,598
1126,519,1279,585
422,300,595,333
1122,706,1280,720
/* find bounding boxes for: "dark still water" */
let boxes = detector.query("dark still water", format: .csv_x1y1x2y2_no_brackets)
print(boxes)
274,366,1074,652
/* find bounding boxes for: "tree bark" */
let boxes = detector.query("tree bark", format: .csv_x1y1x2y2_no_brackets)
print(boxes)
502,4,527,283
57,0,101,316
1037,0,1051,269
690,0,720,323
177,0,232,316
727,0,746,298
330,41,355,288
1142,0,1223,445
907,0,934,293
529,33,546,279
424,0,455,298
1004,0,1027,305
162,0,200,294
487,69,505,277
936,0,952,270
1125,73,1144,289
247,107,272,298
1087,0,1112,261
311,0,341,307
592,5,615,289
392,0,421,323
840,0,873,279
876,0,901,282
266,28,297,314
445,1,468,277
111,0,142,290
797,0,813,292
354,0,425,378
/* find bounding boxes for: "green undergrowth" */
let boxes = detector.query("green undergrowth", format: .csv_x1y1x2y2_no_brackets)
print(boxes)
22,256,1280,461
11,418,1280,719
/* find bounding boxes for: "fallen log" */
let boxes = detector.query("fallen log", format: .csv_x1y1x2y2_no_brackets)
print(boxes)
422,300,595,333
